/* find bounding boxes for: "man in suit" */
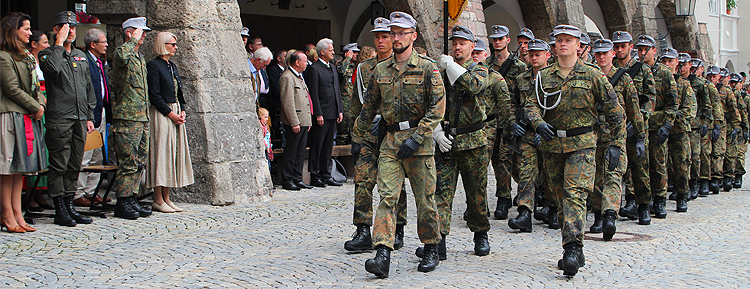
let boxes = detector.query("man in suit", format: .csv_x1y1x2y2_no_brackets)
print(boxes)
249,47,272,103
306,38,344,187
266,50,287,148
74,28,111,207
280,51,312,190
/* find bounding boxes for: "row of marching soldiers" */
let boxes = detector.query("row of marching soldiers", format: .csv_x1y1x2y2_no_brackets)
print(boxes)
344,11,746,278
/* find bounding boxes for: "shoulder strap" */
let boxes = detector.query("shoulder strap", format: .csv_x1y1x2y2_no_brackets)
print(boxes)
626,61,643,79
449,62,478,129
609,68,627,87
498,57,513,76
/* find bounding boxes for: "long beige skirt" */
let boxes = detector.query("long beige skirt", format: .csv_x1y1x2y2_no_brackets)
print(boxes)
146,104,194,188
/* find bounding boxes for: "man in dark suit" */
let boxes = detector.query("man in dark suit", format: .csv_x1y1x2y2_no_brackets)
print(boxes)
280,51,313,190
266,50,287,148
305,38,344,187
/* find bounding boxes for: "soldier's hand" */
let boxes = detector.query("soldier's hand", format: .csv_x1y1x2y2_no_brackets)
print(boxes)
655,122,672,145
536,123,555,141
396,137,419,159
712,125,721,142
730,128,739,143
635,137,646,160
345,50,354,59
438,55,454,70
532,134,541,147
510,122,526,137
744,130,749,143
351,142,361,163
432,124,453,153
626,122,634,138
132,28,144,41
605,145,621,171
56,24,70,46
700,124,709,137
369,115,382,136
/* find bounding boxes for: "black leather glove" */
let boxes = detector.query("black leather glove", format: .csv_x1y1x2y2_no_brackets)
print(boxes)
744,130,749,143
635,137,646,160
536,123,555,141
351,142,361,163
532,134,541,147
655,122,672,145
396,136,420,159
369,115,382,136
700,124,709,137
605,145,621,171
730,128,739,143
510,122,526,137
626,122,634,138
712,124,721,142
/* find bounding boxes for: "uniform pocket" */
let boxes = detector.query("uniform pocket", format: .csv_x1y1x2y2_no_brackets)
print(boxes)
567,80,594,109
402,76,424,104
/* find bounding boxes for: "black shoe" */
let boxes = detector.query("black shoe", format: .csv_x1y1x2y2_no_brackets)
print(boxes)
588,210,603,233
322,178,343,186
295,181,313,189
710,178,720,194
619,194,638,220
310,179,327,188
667,183,674,192
668,192,677,201
493,198,512,220
512,194,519,207
344,224,372,251
282,182,300,191
416,233,447,260
65,195,92,224
637,204,651,225
560,243,585,276
723,177,733,192
508,207,532,232
534,206,550,223
473,232,491,256
365,245,391,278
676,194,688,213
418,244,439,272
393,225,404,250
653,196,667,219
535,193,546,208
699,179,710,197
689,179,699,200
53,196,76,227
734,176,743,188
602,210,617,241
128,197,152,217
114,198,140,220
548,207,560,229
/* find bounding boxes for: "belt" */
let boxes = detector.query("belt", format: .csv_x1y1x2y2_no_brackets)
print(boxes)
384,119,420,132
448,122,484,136
484,113,497,123
655,105,665,111
555,126,594,138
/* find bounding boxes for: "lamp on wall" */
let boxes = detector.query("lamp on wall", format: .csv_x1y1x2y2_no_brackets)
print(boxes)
675,0,696,18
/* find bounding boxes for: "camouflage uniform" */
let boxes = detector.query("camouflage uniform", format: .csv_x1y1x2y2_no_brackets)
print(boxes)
647,63,679,203
687,75,713,182
716,84,740,179
435,60,490,235
513,68,547,211
706,82,723,181
737,90,750,177
352,50,444,249
525,60,626,246
667,75,696,198
110,37,150,198
337,56,355,144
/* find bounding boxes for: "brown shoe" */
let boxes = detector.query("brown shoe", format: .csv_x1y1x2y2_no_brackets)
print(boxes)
92,195,110,204
73,197,92,207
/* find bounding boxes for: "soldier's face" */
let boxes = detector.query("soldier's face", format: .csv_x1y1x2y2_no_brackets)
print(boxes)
613,43,632,60
491,36,510,51
661,58,679,72
554,34,579,57
391,27,415,55
471,50,487,64
723,76,730,85
594,50,615,68
528,50,550,69
680,62,691,75
373,32,392,54
636,46,655,62
451,38,474,64
242,36,247,46
517,36,531,55
709,74,720,84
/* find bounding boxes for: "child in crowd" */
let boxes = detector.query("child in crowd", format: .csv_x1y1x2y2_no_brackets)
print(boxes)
259,107,273,170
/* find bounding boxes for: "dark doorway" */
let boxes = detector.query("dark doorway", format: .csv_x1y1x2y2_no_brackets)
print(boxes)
241,14,331,53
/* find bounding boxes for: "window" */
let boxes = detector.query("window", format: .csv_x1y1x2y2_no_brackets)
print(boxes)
709,0,720,15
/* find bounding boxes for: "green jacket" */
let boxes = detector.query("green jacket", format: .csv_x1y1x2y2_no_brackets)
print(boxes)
442,60,488,151
38,45,95,120
596,67,645,143
111,37,149,122
688,74,712,129
0,51,44,114
614,57,656,123
482,67,510,145
648,62,679,131
673,75,696,134
707,82,723,126
718,84,740,129
487,52,526,128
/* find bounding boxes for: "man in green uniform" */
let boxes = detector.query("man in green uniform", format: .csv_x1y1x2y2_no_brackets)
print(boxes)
730,73,749,188
353,12,444,278
486,24,527,220
516,28,535,66
612,31,656,225
110,17,153,220
336,43,359,145
718,68,742,192
588,39,644,240
39,11,96,226
526,25,626,276
695,61,719,196
706,66,740,193
685,58,712,199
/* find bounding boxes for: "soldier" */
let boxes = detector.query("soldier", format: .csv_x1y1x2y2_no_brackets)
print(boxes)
589,39,645,240
516,28,535,66
693,60,718,196
38,11,96,226
345,17,408,253
730,73,749,188
508,39,555,232
717,68,741,192
578,33,593,64
660,49,696,212
336,43,359,145
353,12,444,277
547,33,558,65
525,25,625,276
684,58,712,200
611,31,656,225
486,24,527,220
110,17,153,219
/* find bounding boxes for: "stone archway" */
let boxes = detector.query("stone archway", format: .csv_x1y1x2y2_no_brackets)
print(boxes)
595,0,633,34
656,0,694,51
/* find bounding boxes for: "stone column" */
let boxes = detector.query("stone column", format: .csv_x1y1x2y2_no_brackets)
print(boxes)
630,0,659,38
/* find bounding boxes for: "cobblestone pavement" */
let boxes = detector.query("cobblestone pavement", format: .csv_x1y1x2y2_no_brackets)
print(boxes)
1,169,750,288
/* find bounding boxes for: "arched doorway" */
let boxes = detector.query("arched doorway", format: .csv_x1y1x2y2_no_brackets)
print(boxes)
725,60,735,72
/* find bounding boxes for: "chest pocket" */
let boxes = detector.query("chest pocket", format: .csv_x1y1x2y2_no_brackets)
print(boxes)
566,79,593,109
401,75,424,104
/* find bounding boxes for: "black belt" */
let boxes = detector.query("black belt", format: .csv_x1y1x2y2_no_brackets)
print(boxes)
448,122,484,136
555,126,594,138
384,119,421,132
655,106,665,111
484,113,497,123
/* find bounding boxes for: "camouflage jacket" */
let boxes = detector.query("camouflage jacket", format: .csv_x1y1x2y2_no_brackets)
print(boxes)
614,57,656,124
487,51,526,127
596,67,645,143
717,83,740,129
687,74,713,129
338,56,355,98
733,88,748,131
647,62,679,131
352,55,389,144
707,82,723,126
111,37,149,122
516,67,548,143
442,60,488,151
352,50,445,156
525,59,626,153
673,75,696,134
481,67,510,145
38,45,96,120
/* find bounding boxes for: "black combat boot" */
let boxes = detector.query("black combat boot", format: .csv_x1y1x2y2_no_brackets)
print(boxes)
602,210,617,241
710,178,720,194
560,243,585,276
344,224,372,251
667,182,674,192
415,233,447,260
548,207,560,229
393,224,404,250
473,232,491,256
619,194,637,220
588,210,603,233
534,206,550,223
689,179,699,200
364,245,391,278
723,177,733,192
417,244,439,272
676,194,688,213
128,197,152,217
637,204,651,225
53,196,76,227
668,192,677,201
494,197,512,220
699,179,710,196
65,195,92,224
653,196,667,219
508,206,532,232
114,198,139,220
734,175,743,188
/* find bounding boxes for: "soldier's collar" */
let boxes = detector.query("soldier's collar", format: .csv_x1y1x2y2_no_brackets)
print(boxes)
388,49,419,68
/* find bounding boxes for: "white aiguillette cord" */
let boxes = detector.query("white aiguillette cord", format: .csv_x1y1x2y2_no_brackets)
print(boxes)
535,70,562,117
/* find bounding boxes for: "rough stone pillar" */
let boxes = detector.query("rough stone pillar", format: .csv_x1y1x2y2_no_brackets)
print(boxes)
556,0,587,30
630,0,659,38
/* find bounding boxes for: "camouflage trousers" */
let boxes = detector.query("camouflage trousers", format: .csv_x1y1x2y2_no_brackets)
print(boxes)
736,138,747,176
667,133,691,196
353,140,407,226
435,146,490,235
543,149,595,247
493,136,513,200
711,128,726,179
624,134,652,205
724,134,738,178
649,131,669,199
689,130,702,180
512,137,542,210
336,94,352,145
700,129,713,180
591,144,627,212
372,151,440,250
112,120,149,198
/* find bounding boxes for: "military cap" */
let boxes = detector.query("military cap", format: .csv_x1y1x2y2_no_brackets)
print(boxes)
122,17,151,31
449,26,475,42
548,32,556,45
343,43,360,52
720,67,729,77
660,47,678,59
706,65,720,75
591,39,614,53
489,25,509,38
553,25,581,38
371,17,391,32
678,53,691,63
612,31,632,44
474,39,487,51
636,35,656,47
580,33,591,45
526,39,549,52
54,11,77,27
730,73,742,82
388,12,416,29
240,27,250,37
517,28,535,40
691,58,704,68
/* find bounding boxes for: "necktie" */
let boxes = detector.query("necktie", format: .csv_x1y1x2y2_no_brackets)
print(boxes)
96,58,109,102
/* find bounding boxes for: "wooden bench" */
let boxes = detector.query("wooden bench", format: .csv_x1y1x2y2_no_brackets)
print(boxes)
272,144,352,184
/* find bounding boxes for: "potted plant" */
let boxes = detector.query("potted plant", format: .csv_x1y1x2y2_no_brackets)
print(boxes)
727,0,737,14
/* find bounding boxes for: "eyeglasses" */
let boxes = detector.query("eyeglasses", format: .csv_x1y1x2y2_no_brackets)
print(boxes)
165,43,177,46
389,31,415,38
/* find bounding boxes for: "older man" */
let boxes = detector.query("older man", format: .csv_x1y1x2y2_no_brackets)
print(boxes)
249,47,272,103
279,51,312,191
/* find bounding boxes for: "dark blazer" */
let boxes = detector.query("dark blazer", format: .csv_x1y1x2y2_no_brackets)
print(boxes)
305,60,342,120
146,57,186,116
266,63,284,108
85,51,111,127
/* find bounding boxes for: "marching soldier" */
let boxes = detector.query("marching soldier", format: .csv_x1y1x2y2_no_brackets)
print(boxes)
336,43,359,145
696,60,720,196
730,73,749,188
717,68,741,192
516,28,535,66
685,58,712,199
525,25,626,276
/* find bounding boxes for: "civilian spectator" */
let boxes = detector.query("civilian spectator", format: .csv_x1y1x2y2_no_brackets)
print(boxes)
258,107,273,170
246,35,262,58
249,47,272,104
266,49,287,148
26,30,52,212
358,46,376,62
414,46,427,56
279,50,312,190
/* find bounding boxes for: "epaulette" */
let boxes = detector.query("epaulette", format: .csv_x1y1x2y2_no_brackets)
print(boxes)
418,54,436,63
376,55,392,63
585,61,601,70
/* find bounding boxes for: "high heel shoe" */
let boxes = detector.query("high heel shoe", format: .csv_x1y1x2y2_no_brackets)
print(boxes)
19,224,36,232
152,202,175,213
1,220,26,233
165,201,183,212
